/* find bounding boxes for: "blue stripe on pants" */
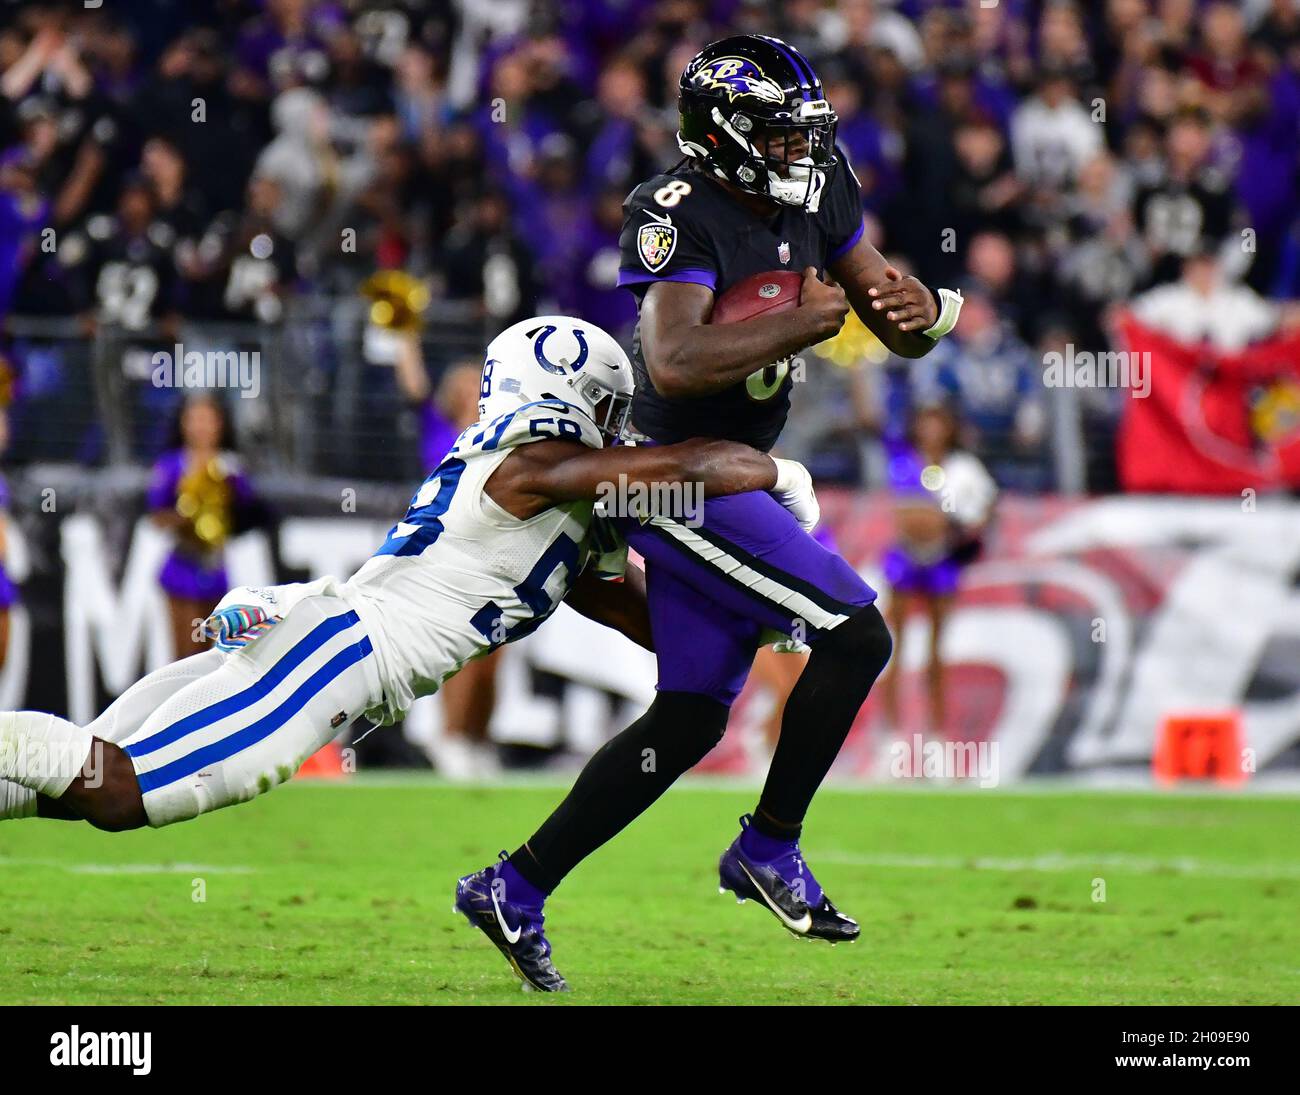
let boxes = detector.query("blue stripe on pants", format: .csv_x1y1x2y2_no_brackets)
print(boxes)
124,610,361,759
136,635,374,794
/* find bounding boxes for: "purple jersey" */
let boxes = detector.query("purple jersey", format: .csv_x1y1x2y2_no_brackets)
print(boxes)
617,152,865,451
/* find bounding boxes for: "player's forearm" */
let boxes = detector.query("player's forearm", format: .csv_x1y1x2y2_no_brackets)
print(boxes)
648,313,825,398
652,439,778,497
830,241,941,359
525,439,775,507
844,293,934,358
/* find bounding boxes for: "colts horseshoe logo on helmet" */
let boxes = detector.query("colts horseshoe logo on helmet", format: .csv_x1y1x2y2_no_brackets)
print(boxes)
531,326,590,375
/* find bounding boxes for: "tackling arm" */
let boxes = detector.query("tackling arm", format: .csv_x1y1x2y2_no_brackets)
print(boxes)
492,436,780,517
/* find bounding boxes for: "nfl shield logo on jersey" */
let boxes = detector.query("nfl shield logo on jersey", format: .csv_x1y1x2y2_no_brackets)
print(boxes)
638,221,677,272
778,241,791,265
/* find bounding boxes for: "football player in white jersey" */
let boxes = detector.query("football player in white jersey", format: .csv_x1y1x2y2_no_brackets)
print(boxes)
0,316,818,836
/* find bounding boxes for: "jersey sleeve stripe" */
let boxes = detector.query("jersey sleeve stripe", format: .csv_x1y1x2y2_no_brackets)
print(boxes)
828,219,865,264
616,267,717,290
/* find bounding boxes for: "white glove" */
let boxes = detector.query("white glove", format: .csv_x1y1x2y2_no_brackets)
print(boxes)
770,457,820,532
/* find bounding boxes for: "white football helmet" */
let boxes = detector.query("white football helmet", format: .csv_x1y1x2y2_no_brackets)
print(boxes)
478,316,634,443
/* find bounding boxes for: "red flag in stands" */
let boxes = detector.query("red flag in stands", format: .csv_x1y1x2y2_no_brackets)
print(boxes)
1117,315,1300,493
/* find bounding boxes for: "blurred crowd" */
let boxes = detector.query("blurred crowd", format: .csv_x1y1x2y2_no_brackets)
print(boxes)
1,0,1299,491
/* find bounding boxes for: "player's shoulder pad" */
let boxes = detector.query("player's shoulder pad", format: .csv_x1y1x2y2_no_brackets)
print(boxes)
834,145,863,192
454,400,604,458
625,170,711,223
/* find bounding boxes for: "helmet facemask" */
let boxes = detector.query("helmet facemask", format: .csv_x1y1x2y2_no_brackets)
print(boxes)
685,98,838,213
569,373,632,444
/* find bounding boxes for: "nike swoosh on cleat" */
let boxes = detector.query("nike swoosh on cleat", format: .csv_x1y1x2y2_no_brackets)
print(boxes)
491,888,523,945
738,860,813,935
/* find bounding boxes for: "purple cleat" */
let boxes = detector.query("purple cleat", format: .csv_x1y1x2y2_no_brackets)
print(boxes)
718,815,860,943
454,852,569,992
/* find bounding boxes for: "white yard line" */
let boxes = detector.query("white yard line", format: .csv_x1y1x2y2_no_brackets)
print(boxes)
0,857,255,875
283,773,1300,798
819,851,1300,880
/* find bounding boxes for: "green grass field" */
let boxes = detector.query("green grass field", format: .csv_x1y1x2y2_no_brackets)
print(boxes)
1,779,1297,1005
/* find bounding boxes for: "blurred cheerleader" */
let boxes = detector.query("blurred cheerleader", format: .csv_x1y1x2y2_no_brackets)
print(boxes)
878,402,997,739
148,394,264,659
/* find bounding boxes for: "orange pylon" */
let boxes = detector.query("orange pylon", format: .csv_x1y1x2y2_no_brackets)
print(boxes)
296,741,347,780
1153,712,1246,785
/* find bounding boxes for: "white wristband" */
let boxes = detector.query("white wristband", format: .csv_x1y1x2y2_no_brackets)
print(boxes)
921,287,964,340
771,457,810,495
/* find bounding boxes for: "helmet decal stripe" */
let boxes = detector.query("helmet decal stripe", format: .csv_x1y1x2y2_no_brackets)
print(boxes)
756,35,815,100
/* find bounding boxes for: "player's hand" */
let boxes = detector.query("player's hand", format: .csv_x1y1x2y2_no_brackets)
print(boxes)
798,266,849,342
770,456,820,532
867,266,937,333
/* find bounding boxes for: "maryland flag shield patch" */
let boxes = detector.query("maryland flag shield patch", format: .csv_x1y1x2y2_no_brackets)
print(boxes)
637,220,677,273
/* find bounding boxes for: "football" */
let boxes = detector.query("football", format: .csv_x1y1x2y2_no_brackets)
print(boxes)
709,269,804,325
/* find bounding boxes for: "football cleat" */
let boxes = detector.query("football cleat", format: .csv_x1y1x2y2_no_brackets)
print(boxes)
454,852,569,992
718,815,859,943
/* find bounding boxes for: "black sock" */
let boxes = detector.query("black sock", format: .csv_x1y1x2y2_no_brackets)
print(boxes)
511,690,729,893
754,604,892,839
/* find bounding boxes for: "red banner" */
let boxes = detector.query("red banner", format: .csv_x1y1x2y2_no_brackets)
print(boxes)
1117,315,1300,493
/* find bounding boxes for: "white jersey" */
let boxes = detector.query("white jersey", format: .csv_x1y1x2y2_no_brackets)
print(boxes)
99,402,619,828
340,399,620,724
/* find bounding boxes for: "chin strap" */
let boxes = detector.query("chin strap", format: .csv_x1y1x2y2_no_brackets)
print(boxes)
920,287,964,340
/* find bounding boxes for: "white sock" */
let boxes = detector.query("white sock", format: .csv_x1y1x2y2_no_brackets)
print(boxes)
0,712,95,798
0,778,37,819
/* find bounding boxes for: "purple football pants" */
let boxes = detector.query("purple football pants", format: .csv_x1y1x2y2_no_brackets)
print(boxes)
622,489,877,706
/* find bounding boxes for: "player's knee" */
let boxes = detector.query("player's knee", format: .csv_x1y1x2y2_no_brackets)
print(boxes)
654,690,729,757
84,742,147,833
817,604,893,676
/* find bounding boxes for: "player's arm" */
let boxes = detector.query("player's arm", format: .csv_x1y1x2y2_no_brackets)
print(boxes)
487,432,820,529
640,275,847,398
563,562,654,652
828,234,958,359
494,436,780,516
